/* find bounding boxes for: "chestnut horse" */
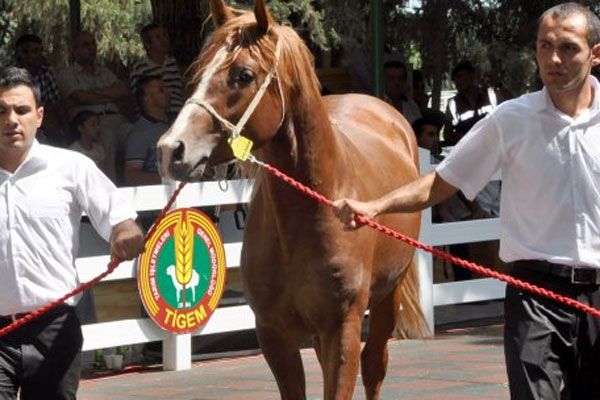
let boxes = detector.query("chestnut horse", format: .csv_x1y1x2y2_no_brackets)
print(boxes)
158,0,427,398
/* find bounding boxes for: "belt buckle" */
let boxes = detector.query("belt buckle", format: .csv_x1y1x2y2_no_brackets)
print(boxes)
571,267,600,284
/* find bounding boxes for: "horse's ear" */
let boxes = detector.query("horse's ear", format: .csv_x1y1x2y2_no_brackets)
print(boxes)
254,0,273,35
210,0,234,27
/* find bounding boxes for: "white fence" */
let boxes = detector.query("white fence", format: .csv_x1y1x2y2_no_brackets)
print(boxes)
76,148,504,371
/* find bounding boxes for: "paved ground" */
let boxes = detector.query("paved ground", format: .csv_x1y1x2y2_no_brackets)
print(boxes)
79,320,508,399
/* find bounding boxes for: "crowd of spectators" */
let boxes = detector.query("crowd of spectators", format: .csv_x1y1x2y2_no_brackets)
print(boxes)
9,23,185,187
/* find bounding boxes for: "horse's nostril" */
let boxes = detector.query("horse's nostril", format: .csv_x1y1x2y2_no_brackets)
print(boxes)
172,141,185,163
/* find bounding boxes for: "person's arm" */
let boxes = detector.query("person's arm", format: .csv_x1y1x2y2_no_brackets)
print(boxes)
123,160,162,186
455,191,489,219
332,170,458,229
109,219,144,260
70,81,131,105
69,89,114,105
94,81,131,99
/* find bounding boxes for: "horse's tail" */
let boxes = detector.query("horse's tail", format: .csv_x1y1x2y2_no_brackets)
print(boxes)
394,255,430,339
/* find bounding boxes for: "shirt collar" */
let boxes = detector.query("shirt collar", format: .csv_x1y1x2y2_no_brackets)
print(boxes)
0,140,47,178
535,76,600,116
15,140,48,174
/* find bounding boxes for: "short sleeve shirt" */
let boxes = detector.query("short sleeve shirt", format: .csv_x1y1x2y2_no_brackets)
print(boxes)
436,77,600,268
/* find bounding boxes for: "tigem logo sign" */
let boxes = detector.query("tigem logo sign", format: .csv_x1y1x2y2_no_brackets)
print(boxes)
138,208,227,334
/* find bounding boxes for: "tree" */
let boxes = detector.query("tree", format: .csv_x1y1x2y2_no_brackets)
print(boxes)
150,0,210,79
1,0,151,74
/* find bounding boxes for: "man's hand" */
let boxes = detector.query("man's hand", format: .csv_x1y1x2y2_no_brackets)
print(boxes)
332,199,379,230
110,219,144,260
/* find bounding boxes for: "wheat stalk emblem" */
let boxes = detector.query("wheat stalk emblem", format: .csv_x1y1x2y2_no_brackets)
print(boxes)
174,214,194,288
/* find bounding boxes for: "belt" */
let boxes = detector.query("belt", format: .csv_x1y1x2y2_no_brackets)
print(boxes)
515,260,600,285
0,305,72,325
99,110,118,116
0,312,28,323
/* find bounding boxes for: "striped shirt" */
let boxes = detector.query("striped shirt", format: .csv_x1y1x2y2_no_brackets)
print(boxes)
15,64,61,106
129,55,185,115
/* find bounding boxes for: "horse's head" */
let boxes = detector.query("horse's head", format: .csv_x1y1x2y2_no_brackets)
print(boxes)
158,0,307,181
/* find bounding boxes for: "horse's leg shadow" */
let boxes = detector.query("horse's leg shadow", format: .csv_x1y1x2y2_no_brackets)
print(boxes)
360,285,402,400
255,323,306,400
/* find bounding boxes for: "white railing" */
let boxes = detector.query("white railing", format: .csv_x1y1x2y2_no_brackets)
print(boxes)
77,148,503,371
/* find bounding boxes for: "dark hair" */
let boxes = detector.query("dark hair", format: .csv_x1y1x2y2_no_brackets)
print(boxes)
69,110,98,142
412,108,445,134
384,60,407,74
15,34,42,53
140,23,161,48
413,69,425,86
134,74,162,105
0,66,41,106
538,3,600,47
451,60,475,81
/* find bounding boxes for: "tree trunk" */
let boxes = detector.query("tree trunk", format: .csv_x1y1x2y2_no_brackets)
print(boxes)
150,0,211,86
421,0,448,111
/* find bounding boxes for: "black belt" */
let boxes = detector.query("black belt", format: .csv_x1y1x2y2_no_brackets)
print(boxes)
515,260,600,285
0,305,72,325
100,110,118,116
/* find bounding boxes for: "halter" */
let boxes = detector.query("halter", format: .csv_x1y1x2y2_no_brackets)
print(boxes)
185,37,285,139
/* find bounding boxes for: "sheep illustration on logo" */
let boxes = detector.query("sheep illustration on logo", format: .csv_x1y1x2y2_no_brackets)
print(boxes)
165,265,200,307
137,208,227,334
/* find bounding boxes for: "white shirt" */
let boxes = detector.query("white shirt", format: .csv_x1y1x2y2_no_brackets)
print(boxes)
69,140,105,168
56,62,121,120
437,77,600,268
0,141,137,314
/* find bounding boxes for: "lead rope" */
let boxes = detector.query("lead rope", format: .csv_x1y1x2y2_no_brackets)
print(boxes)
245,154,600,320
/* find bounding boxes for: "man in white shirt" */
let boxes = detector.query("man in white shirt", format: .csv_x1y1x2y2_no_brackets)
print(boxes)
334,4,600,399
0,66,144,399
57,31,133,183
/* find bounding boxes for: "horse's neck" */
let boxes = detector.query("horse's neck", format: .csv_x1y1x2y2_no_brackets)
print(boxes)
264,96,341,197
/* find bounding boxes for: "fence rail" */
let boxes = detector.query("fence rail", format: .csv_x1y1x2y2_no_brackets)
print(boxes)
77,148,504,370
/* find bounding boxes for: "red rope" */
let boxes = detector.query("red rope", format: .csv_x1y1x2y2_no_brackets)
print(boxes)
261,162,600,320
0,182,188,338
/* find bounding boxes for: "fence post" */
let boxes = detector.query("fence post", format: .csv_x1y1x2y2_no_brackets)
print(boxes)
161,180,193,371
163,333,192,370
417,148,435,335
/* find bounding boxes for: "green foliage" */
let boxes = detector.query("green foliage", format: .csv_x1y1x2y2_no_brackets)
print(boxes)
232,0,331,49
3,0,599,99
1,0,151,70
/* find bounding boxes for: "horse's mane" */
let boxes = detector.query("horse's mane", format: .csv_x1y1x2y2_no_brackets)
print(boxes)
191,12,322,105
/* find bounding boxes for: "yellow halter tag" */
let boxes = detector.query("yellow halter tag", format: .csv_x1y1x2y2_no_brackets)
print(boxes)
228,136,254,161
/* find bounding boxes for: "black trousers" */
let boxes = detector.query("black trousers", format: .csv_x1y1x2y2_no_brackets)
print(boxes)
505,265,600,400
0,306,82,400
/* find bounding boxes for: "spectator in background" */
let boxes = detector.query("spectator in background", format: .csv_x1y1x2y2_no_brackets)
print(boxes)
123,75,172,186
444,59,501,220
129,23,184,116
383,60,422,124
412,109,444,162
412,69,430,111
57,31,132,183
68,110,105,168
444,60,503,146
15,34,66,146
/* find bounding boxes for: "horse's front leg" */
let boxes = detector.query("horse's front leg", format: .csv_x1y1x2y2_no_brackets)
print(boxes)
319,307,365,400
255,323,306,400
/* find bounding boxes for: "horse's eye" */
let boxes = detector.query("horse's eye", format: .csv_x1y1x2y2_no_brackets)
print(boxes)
237,69,254,84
